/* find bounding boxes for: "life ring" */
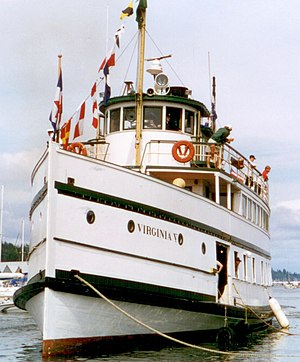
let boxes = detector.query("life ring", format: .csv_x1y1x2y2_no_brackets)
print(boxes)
67,142,87,156
172,141,195,163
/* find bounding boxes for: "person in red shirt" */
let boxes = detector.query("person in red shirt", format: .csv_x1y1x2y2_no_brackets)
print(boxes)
262,165,271,181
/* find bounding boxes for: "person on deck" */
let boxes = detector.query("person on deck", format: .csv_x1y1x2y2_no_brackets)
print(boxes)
206,125,234,168
262,165,271,181
246,154,256,187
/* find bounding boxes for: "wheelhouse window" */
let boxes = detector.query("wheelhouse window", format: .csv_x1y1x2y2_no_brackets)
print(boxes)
184,110,195,134
109,108,120,133
123,107,136,130
166,107,182,131
143,106,162,129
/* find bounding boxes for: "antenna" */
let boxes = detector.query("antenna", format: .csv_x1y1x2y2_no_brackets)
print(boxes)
146,55,172,78
145,54,172,62
208,52,212,103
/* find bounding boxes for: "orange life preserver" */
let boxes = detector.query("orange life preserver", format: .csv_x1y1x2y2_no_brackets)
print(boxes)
67,142,87,156
172,140,195,163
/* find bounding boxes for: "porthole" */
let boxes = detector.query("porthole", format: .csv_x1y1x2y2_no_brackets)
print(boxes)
201,242,206,255
178,233,184,246
127,220,135,233
86,210,95,224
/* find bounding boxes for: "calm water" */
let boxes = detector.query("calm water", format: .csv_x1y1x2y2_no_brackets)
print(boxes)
1,286,299,361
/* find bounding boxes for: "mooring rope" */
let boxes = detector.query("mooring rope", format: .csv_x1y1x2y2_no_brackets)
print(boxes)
232,282,294,336
75,274,237,356
74,274,299,358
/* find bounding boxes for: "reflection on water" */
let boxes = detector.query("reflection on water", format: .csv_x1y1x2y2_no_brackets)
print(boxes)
1,286,300,361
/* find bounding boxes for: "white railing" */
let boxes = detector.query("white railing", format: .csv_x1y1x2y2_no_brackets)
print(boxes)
140,139,269,203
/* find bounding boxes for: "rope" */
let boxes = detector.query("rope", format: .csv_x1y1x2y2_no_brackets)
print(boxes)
74,274,236,356
74,274,299,358
232,282,294,336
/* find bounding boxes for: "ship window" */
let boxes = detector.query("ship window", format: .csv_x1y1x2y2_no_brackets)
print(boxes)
260,260,264,285
143,106,162,129
252,257,256,282
243,254,247,281
252,202,257,223
110,108,120,133
166,107,182,131
184,110,195,134
242,195,247,218
123,107,136,129
247,199,252,220
201,242,206,255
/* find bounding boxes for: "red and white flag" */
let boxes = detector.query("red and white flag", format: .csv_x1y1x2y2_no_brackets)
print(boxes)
73,102,86,139
91,82,99,129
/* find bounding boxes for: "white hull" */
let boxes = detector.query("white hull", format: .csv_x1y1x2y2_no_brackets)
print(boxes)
15,142,273,356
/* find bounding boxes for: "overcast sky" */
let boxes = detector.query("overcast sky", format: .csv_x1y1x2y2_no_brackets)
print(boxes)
0,0,299,272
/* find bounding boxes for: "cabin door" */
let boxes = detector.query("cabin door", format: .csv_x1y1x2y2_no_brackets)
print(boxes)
216,243,228,302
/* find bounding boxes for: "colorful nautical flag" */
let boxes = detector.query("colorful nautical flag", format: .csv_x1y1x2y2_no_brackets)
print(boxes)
98,52,115,73
60,117,72,147
91,82,99,129
115,25,125,48
49,67,63,136
136,0,147,27
103,63,111,106
73,102,86,139
120,1,133,20
98,49,116,105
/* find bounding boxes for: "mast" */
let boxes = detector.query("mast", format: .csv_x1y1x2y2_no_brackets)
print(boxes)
135,1,147,166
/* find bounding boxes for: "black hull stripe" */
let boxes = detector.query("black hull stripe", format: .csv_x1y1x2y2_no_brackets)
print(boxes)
53,181,270,258
14,270,272,321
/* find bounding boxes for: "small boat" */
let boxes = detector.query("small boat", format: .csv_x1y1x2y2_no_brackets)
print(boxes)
0,273,26,312
0,298,15,313
15,2,274,357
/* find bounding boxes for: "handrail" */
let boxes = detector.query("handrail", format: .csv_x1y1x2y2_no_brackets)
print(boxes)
140,139,269,204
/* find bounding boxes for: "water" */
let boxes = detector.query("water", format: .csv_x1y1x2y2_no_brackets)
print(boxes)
1,286,299,361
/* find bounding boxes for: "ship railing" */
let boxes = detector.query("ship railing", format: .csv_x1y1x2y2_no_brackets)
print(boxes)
221,143,269,204
62,139,110,161
141,139,269,204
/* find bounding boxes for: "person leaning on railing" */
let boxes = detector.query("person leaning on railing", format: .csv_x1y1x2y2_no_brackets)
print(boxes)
246,154,257,187
206,125,234,168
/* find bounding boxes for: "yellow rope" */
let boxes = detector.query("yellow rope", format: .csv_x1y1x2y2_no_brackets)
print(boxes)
232,282,294,336
75,274,236,355
74,274,298,358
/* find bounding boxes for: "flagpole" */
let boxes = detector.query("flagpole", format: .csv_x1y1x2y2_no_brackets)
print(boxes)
135,4,146,167
56,54,63,142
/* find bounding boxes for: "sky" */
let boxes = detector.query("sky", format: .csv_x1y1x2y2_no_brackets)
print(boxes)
0,0,299,271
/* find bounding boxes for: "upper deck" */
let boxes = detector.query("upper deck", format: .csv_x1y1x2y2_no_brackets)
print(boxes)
54,90,271,237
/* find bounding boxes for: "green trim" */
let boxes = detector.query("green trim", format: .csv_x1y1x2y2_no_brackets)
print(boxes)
100,94,210,117
29,183,47,218
55,181,227,239
54,181,271,258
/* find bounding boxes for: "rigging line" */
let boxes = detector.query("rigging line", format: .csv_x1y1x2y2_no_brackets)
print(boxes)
119,35,139,95
61,77,104,125
145,30,185,86
116,30,139,64
64,32,139,124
